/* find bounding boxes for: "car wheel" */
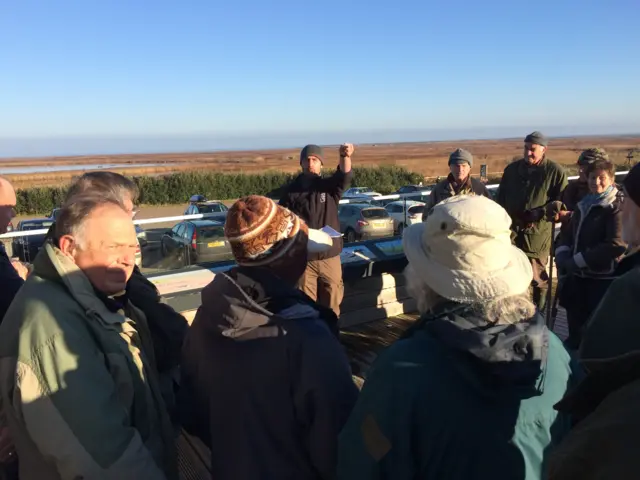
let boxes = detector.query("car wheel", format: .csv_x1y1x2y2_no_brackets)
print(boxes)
397,223,405,236
345,229,356,244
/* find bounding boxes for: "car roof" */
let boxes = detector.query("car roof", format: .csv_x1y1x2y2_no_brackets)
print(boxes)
190,220,224,227
346,203,384,209
387,200,425,206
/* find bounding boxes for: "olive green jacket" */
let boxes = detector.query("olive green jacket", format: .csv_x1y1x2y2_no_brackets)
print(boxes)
497,158,568,259
0,243,177,480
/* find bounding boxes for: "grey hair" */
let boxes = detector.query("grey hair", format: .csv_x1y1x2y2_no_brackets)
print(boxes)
404,264,536,325
66,171,139,205
54,194,127,248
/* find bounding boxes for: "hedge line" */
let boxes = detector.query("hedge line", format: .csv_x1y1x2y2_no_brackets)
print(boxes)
15,165,425,215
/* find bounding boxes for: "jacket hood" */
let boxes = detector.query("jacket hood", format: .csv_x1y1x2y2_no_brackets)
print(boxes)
419,302,549,397
199,266,337,341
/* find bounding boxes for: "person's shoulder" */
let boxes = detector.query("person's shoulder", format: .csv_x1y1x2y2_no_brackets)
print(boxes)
470,177,489,189
500,160,521,180
544,158,568,175
370,330,442,377
504,159,523,172
546,330,575,372
614,265,640,290
0,276,87,358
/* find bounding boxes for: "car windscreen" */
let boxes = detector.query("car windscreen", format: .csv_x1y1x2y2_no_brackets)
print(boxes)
408,205,425,215
197,204,221,213
361,208,389,219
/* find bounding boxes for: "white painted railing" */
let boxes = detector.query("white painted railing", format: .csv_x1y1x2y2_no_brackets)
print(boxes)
0,171,628,240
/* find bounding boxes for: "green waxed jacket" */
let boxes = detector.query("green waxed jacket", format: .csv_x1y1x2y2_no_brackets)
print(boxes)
0,243,177,480
497,157,568,259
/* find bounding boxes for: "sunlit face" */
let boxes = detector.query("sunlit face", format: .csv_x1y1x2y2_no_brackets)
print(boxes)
59,204,138,295
450,162,471,182
588,169,614,194
301,155,323,176
621,191,640,246
0,179,17,234
524,142,547,165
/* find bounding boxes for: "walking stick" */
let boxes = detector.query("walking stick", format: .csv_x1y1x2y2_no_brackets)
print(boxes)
549,276,562,331
545,220,556,326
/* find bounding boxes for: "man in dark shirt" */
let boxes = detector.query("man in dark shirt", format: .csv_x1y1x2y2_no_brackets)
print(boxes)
0,176,25,477
279,143,353,317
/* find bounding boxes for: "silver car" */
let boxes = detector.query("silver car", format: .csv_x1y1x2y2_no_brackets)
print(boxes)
338,203,395,243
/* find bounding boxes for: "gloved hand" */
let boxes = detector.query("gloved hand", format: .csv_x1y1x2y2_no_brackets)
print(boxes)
521,207,545,224
555,251,572,268
562,258,579,275
545,201,566,222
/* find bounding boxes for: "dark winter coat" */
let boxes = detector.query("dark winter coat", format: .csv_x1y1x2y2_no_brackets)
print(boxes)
579,248,640,360
549,352,640,480
0,245,24,323
279,168,352,260
556,187,626,279
497,158,568,259
179,266,358,480
561,180,590,212
337,301,579,480
421,175,491,221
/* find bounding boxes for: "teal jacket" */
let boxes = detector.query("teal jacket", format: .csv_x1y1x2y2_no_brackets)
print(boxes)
337,302,579,480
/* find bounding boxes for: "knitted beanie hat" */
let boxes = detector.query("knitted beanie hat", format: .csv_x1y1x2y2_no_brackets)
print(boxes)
225,195,332,266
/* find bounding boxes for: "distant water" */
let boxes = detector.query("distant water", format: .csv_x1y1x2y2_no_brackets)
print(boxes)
0,163,162,175
0,125,638,158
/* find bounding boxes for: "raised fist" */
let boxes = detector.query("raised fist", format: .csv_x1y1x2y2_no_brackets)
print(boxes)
340,143,355,158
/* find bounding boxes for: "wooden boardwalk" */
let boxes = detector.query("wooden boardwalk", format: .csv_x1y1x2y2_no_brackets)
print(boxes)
341,307,570,378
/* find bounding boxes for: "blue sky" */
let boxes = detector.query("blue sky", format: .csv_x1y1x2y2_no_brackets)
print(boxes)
1,0,639,156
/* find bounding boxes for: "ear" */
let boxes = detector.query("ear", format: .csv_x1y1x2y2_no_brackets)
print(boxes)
58,235,79,257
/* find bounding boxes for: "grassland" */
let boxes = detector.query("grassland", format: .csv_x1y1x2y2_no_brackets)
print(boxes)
4,135,640,190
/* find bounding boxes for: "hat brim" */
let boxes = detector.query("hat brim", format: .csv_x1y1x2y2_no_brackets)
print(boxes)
307,228,333,254
402,222,533,303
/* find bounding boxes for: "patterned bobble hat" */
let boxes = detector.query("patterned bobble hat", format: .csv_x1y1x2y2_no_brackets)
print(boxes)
225,195,333,267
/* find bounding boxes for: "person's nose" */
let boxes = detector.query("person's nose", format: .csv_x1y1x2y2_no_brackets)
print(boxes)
120,248,136,266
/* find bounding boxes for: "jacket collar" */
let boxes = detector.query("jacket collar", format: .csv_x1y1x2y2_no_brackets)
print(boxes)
33,242,128,325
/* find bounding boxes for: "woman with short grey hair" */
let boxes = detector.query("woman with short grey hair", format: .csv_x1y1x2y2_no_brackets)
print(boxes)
337,195,579,480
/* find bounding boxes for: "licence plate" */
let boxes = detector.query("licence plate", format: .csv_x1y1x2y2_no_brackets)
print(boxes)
208,241,224,248
374,221,386,227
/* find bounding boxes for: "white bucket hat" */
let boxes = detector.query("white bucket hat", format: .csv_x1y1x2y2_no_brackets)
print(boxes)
402,195,533,303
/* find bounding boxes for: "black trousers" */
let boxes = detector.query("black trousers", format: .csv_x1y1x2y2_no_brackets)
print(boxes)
560,275,613,350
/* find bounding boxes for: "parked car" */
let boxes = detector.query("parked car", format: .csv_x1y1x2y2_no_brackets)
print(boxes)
385,200,426,234
11,218,54,262
185,195,228,223
394,184,431,203
338,203,395,243
134,225,148,247
160,220,232,267
49,208,62,222
343,187,382,200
